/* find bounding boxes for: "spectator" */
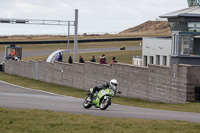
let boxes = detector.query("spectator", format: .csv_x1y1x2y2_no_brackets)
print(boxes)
68,56,73,64
57,52,62,62
102,54,106,61
111,57,118,63
11,50,15,57
90,55,96,62
79,56,84,63
100,57,107,64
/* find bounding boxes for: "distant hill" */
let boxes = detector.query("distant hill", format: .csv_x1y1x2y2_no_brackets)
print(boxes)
119,21,171,37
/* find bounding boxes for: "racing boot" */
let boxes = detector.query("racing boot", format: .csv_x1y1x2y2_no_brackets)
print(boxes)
87,91,94,103
88,87,98,102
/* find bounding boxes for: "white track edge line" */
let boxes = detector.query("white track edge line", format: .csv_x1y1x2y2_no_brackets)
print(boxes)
0,80,83,100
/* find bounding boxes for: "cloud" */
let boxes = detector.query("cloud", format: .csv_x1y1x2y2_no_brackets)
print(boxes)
0,0,188,35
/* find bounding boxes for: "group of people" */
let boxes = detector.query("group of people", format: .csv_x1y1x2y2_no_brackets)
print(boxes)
56,48,118,64
99,54,118,64
67,55,83,64
76,54,118,64
67,54,118,64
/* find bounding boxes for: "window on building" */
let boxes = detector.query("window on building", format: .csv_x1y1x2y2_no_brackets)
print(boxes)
190,36,194,55
188,0,200,7
172,34,179,56
192,36,200,56
143,56,147,66
137,59,140,66
156,55,160,65
149,56,154,64
163,56,167,66
188,22,200,32
178,34,200,56
180,35,190,55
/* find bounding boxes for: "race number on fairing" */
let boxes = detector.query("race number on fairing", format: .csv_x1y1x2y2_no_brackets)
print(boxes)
101,90,107,95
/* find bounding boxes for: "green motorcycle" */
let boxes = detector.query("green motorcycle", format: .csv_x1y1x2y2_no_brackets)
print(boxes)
83,87,121,110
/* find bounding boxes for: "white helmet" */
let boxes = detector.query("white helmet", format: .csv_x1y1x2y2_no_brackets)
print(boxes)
110,79,118,91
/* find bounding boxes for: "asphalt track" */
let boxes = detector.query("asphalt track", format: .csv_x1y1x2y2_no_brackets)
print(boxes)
0,80,200,123
0,47,141,63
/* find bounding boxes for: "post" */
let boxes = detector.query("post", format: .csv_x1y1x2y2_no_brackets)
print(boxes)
35,62,38,80
66,21,70,63
74,9,78,62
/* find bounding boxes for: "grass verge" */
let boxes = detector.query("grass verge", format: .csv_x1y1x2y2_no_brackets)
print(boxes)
0,72,200,113
0,107,200,133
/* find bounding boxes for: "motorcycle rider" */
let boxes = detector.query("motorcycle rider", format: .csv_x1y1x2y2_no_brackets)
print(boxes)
89,79,118,100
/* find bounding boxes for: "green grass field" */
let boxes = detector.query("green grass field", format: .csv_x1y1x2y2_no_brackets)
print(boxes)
1,107,200,133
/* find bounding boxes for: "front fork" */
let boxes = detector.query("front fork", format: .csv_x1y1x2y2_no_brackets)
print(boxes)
104,96,111,105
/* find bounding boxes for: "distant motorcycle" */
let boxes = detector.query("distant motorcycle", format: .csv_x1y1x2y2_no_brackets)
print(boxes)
120,47,126,50
120,45,126,50
83,87,121,110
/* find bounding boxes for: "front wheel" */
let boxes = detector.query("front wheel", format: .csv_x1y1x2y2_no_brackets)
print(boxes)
100,96,111,110
83,96,92,109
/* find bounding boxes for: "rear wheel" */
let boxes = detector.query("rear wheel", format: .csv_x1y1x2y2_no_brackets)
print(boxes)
100,96,111,110
83,96,92,109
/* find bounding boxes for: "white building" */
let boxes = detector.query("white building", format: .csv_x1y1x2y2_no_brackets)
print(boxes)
142,37,172,66
137,0,200,67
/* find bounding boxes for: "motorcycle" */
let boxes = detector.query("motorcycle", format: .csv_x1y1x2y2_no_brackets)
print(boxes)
83,87,121,110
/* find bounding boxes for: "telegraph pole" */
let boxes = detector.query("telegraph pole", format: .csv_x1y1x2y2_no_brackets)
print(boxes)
74,9,78,62
67,21,70,62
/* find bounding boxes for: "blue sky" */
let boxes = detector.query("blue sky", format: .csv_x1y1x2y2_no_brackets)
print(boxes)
0,0,188,35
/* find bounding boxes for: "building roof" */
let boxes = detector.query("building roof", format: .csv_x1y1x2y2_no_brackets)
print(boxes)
160,6,200,18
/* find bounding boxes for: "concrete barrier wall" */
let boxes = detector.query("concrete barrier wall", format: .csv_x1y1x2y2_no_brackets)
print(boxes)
112,63,149,100
186,65,200,102
4,60,197,103
4,60,36,79
148,65,172,103
170,64,188,103
148,64,188,103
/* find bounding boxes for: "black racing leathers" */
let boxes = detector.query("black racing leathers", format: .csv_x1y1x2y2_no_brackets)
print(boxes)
92,83,110,94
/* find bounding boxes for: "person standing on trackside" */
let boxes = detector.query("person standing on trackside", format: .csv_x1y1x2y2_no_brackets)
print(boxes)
11,50,15,57
102,54,106,61
68,56,73,64
79,56,84,63
90,55,96,62
57,52,62,62
111,57,117,64
100,57,107,64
